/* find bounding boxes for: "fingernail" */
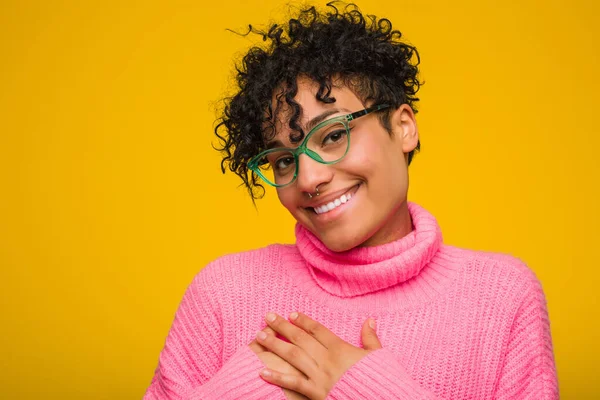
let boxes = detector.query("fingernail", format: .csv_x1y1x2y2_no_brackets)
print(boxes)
260,369,271,377
369,318,376,329
289,312,299,321
266,313,276,322
256,331,267,340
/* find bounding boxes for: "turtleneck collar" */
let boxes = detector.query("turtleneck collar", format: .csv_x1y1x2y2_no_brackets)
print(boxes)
295,202,443,298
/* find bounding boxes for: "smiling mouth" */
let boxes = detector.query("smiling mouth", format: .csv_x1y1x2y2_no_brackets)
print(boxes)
311,184,359,215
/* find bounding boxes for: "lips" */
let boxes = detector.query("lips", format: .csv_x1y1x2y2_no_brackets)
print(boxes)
314,192,353,214
307,184,360,215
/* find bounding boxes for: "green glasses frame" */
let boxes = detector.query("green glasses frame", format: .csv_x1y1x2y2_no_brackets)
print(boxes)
248,103,390,187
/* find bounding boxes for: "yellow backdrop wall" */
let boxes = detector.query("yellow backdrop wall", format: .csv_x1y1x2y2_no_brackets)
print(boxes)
1,0,598,398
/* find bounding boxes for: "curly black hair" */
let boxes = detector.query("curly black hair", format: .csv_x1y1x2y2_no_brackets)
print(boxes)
214,2,422,199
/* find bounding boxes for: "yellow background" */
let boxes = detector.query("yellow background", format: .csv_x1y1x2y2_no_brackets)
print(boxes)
1,0,598,398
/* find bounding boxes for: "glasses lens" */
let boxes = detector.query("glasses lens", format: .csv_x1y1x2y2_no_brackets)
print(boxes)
306,121,349,163
256,150,296,186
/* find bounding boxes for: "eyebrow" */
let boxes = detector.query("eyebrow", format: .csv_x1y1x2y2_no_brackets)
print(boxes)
266,108,351,149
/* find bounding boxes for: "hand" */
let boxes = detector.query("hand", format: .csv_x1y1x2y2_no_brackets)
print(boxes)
254,312,382,400
249,326,310,400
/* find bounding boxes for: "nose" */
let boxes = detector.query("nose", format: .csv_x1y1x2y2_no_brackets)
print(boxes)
295,153,333,196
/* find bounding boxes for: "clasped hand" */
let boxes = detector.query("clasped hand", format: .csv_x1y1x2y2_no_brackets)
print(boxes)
248,312,382,400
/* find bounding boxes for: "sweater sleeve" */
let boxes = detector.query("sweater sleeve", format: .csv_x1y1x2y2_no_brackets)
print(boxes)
143,269,286,400
326,347,437,399
493,273,559,399
328,267,559,400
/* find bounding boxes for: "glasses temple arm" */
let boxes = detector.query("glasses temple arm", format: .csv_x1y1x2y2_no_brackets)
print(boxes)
346,104,391,121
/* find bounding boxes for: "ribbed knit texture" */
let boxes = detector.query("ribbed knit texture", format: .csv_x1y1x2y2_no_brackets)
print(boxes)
144,202,558,399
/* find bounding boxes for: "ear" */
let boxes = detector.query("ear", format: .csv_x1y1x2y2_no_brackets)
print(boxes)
389,104,419,154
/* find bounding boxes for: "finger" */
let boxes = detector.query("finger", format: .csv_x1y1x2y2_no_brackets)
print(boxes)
249,339,267,353
256,320,319,376
259,368,317,400
265,313,327,361
249,326,277,353
288,312,340,350
262,326,276,336
361,318,382,351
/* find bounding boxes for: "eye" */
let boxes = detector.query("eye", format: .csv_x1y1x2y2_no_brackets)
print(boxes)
322,129,348,145
274,156,295,171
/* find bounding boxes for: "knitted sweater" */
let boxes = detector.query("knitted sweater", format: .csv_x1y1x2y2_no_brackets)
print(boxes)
144,202,558,399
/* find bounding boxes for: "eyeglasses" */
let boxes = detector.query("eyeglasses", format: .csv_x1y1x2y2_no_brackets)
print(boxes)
248,104,390,187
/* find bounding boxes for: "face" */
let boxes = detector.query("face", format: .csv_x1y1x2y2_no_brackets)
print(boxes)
269,77,419,252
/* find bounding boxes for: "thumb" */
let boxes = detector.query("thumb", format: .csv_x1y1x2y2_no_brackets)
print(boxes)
361,318,382,351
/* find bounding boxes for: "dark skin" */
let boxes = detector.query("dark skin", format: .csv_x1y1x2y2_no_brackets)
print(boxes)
248,312,382,400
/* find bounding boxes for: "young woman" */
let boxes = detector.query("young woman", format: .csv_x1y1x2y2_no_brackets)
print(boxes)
144,4,558,399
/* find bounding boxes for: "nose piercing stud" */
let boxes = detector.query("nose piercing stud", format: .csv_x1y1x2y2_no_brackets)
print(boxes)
307,187,319,199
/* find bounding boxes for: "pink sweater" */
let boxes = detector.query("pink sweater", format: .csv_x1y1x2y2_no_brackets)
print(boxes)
144,202,558,399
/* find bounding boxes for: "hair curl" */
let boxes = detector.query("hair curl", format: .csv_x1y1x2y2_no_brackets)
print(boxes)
214,2,422,199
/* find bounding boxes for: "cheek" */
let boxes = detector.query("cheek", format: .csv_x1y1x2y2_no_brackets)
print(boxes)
341,141,378,176
276,189,295,211
355,142,409,205
346,138,405,184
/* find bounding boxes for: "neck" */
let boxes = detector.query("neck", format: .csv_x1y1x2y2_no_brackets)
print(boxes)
294,202,443,297
360,200,414,247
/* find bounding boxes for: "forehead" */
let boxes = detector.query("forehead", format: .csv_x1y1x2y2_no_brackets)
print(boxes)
267,77,364,146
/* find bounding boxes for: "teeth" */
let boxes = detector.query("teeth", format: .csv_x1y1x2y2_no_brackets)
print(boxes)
313,191,354,215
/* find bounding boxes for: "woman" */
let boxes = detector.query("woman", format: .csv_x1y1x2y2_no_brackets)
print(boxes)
144,4,558,399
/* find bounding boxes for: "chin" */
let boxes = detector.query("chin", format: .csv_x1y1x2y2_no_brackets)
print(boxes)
318,229,369,253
